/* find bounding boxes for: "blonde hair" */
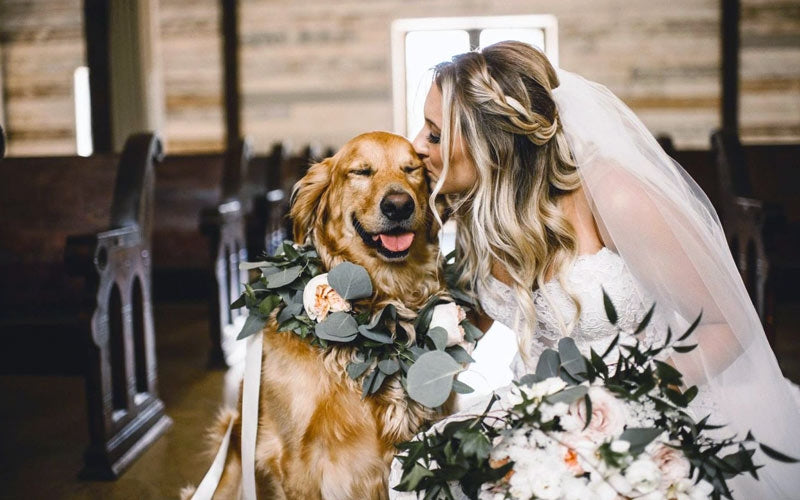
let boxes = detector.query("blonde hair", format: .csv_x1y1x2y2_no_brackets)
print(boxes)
430,41,581,362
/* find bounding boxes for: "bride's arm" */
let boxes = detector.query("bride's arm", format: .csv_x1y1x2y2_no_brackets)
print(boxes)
584,162,750,386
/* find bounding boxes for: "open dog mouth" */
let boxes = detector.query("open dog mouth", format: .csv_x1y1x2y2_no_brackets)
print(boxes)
352,214,415,259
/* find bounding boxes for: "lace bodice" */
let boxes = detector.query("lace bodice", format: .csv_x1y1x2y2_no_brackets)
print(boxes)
478,247,664,378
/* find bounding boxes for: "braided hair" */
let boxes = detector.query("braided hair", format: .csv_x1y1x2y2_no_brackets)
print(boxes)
431,41,582,362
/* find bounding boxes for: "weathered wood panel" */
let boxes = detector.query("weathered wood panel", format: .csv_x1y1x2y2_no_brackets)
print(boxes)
1,0,797,154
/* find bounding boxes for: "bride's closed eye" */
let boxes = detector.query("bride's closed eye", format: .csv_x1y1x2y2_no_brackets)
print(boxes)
427,132,440,145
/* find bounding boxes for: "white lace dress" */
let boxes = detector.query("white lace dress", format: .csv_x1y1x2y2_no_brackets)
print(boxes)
479,247,663,378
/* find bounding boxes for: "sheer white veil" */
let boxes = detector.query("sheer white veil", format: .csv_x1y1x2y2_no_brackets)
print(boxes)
553,68,800,497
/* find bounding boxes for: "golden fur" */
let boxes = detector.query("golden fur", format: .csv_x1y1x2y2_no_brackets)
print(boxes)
183,132,447,500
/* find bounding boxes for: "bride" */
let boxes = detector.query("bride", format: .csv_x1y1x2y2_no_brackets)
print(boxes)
390,41,800,498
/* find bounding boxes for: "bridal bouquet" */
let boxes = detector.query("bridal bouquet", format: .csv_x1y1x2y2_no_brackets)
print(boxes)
394,295,796,500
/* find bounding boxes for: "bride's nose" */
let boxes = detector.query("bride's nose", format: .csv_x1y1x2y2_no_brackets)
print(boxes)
412,130,428,160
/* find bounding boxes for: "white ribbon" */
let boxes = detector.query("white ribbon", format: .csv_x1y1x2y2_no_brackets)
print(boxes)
190,418,235,500
241,331,263,500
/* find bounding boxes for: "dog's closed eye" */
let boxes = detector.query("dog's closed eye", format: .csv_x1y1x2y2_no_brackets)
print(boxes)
350,167,373,176
403,166,421,174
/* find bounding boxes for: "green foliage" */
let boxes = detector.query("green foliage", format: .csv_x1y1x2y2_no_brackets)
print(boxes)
231,241,481,409
395,295,797,500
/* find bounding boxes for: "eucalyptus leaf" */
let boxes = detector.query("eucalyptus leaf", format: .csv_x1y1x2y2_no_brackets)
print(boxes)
277,301,303,323
361,369,377,398
266,265,302,289
315,311,359,342
445,345,474,364
406,350,463,407
619,427,663,456
378,358,400,375
460,320,484,343
346,361,371,380
236,314,266,340
258,294,282,317
452,379,474,394
519,373,543,386
239,260,269,270
370,370,387,395
357,325,394,344
328,262,373,300
545,385,588,406
282,242,300,260
558,337,588,380
536,349,561,379
260,265,280,278
427,326,448,351
408,345,426,361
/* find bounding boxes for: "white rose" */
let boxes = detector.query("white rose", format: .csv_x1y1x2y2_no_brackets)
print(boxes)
540,401,570,422
568,386,627,443
429,302,467,346
610,440,631,454
561,476,593,500
606,472,633,495
625,457,662,494
302,273,351,322
651,443,691,489
588,477,621,500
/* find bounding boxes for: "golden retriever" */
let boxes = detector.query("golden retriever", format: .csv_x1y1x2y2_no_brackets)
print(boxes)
182,131,448,499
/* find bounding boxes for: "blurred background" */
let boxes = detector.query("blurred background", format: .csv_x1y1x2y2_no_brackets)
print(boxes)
0,0,797,498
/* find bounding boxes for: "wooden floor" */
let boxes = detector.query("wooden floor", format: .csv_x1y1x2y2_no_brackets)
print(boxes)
1,300,798,500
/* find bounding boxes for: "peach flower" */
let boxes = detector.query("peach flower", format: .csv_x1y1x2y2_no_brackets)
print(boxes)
302,274,351,321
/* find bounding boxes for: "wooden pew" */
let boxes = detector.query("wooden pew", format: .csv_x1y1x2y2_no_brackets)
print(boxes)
0,133,172,479
711,132,800,344
153,138,252,367
248,143,325,256
661,132,799,345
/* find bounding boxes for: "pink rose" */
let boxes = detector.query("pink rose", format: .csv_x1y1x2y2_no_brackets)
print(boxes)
651,443,690,488
568,386,627,443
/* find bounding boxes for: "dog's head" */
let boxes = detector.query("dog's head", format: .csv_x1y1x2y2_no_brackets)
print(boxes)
290,131,442,303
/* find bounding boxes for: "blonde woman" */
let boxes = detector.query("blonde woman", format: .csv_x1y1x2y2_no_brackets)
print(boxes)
394,41,799,498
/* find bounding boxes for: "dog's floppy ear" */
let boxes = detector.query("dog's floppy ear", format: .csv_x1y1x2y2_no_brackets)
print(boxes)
290,157,333,243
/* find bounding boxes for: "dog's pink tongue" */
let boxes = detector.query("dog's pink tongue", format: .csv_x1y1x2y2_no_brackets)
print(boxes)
379,233,415,252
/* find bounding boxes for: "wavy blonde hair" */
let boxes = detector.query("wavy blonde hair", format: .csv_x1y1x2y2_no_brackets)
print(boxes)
430,41,581,361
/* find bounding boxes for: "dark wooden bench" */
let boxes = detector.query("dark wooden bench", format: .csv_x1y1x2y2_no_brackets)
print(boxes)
661,132,799,345
153,139,252,367
711,131,800,344
247,142,326,256
0,133,172,479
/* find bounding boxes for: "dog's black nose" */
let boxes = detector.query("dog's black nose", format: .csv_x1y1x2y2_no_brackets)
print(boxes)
380,192,415,221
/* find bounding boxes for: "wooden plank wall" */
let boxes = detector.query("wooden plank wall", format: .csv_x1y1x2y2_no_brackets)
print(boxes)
1,0,798,155
0,0,85,156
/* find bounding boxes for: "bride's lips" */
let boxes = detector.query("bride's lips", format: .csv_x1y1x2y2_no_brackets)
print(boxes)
352,214,415,259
